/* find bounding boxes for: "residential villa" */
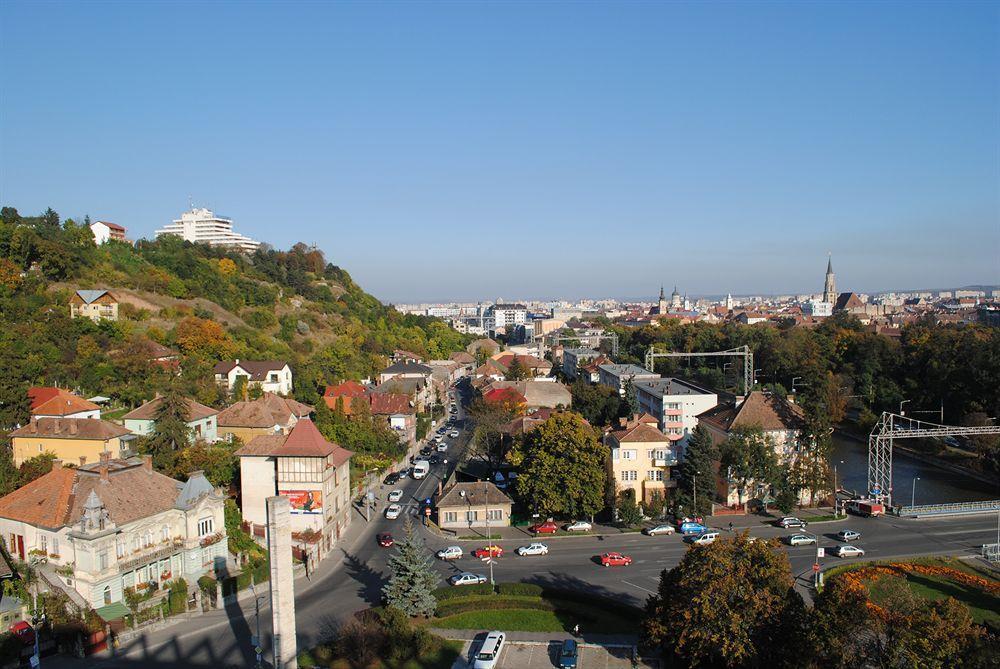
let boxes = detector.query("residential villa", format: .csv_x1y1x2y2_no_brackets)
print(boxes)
213,360,293,396
69,290,119,322
216,393,313,443
0,456,226,611
123,397,220,442
9,417,132,467
607,414,678,506
435,482,512,531
378,361,432,385
29,387,101,420
235,419,352,564
89,220,127,245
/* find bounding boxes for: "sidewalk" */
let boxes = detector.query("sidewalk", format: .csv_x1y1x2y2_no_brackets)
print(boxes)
429,627,639,648
707,506,847,529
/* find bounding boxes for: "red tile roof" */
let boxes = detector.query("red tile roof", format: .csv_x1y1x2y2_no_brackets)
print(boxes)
484,387,526,406
368,393,412,415
698,391,805,432
217,393,312,428
122,397,218,422
28,389,100,416
324,381,367,398
235,419,352,465
28,387,62,411
10,417,129,440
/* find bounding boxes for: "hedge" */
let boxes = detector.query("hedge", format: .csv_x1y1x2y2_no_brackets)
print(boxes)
497,583,543,597
431,583,644,621
432,584,494,601
436,597,554,618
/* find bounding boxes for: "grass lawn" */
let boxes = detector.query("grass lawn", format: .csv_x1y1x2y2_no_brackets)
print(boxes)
305,639,462,669
433,598,636,635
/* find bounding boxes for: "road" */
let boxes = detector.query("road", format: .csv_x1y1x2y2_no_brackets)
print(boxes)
50,386,999,667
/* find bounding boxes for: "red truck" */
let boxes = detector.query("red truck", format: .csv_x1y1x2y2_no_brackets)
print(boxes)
846,499,884,517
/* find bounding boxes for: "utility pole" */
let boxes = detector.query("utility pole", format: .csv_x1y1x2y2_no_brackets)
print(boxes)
911,476,920,507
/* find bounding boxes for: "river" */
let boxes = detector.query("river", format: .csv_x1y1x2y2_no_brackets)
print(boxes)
831,433,999,505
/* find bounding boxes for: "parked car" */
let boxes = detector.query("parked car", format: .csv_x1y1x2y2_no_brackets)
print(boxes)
529,520,558,534
473,630,506,669
449,572,488,586
428,455,441,465
449,430,460,438
785,534,816,546
377,533,394,548
837,529,861,542
600,551,633,566
680,521,708,535
558,638,579,668
516,543,549,556
831,545,866,558
8,621,34,647
436,545,463,560
685,531,720,546
387,489,404,503
472,545,504,559
777,517,808,529
384,504,402,519
436,442,448,452
382,472,400,485
565,521,592,532
644,523,676,536
420,446,433,456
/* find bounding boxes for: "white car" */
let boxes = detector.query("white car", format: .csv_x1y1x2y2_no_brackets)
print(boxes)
436,442,448,452
786,534,816,546
688,531,719,546
837,529,861,542
449,572,488,586
832,545,865,558
449,430,460,438
436,546,463,560
516,543,549,556
384,504,402,520
644,523,676,536
387,489,404,503
473,631,505,669
565,521,592,532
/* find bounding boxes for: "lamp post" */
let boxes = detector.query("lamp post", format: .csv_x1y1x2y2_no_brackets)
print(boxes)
899,399,910,416
911,477,920,507
483,479,494,589
833,460,845,514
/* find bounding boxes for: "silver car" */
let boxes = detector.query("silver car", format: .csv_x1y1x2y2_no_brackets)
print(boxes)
785,534,815,546
832,545,865,558
644,523,676,536
516,543,549,556
837,529,861,542
449,572,488,586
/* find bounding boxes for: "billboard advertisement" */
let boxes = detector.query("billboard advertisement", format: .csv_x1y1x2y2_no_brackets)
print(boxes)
280,489,323,514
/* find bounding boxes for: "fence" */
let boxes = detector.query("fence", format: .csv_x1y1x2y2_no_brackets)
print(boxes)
896,499,1000,518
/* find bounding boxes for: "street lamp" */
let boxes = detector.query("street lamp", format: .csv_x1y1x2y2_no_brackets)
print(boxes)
833,460,845,514
911,477,920,507
899,399,910,416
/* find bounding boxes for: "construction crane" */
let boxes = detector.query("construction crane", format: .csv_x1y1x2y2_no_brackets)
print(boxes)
644,345,754,396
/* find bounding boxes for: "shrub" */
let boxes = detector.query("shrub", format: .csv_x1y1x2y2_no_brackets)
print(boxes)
497,583,543,597
432,584,494,601
167,578,188,616
436,597,553,618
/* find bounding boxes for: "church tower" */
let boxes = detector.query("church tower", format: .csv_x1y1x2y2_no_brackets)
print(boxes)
823,255,836,304
657,285,667,315
671,286,682,310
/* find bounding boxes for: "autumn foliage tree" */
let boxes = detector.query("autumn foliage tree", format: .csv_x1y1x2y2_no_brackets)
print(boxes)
174,316,237,360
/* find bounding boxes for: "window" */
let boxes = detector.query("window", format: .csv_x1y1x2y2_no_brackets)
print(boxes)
648,449,667,460
52,537,59,556
621,471,637,482
116,540,125,558
98,550,108,571
647,470,663,481
488,509,503,521
465,510,478,522
161,525,170,542
621,450,636,460
445,512,457,523
269,373,279,383
198,517,214,537
103,586,111,606
39,535,47,554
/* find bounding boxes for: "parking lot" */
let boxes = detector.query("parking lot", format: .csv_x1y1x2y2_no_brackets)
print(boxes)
452,640,659,668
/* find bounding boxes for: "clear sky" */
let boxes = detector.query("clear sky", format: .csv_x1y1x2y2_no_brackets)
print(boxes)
2,1,997,303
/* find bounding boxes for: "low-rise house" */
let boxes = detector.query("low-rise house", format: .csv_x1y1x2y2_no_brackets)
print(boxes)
493,353,553,378
597,364,659,396
391,349,424,364
369,393,416,443
0,455,226,610
235,419,352,563
466,338,500,359
322,381,369,415
482,380,571,411
213,360,293,396
9,417,132,467
435,482,512,530
607,414,678,506
29,388,101,420
578,354,612,383
373,376,433,412
378,361,433,385
472,359,506,383
217,393,313,443
448,351,475,375
89,220,127,244
633,378,718,446
562,348,602,379
70,290,118,322
123,397,219,442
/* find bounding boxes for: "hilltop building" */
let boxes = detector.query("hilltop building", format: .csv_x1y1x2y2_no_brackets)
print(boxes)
70,290,118,322
155,207,260,253
89,221,127,245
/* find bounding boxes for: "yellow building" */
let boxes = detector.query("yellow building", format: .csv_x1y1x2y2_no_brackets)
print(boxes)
607,414,678,506
69,290,119,322
9,417,132,467
217,393,313,443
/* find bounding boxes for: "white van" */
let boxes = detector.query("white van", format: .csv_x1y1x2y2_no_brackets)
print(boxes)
412,460,430,479
473,631,506,669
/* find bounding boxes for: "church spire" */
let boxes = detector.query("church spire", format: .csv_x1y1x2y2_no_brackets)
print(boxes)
659,285,665,300
823,253,836,304
826,253,833,275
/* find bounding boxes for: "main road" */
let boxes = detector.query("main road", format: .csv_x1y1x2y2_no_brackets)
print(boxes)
56,392,999,668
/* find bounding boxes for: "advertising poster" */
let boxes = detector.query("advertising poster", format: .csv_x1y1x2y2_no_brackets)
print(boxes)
280,489,323,514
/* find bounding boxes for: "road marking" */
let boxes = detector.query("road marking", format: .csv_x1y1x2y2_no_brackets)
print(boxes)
622,579,657,595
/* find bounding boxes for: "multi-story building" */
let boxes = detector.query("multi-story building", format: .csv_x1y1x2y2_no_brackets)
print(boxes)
216,393,313,443
0,455,226,610
155,207,260,253
597,364,659,396
9,417,133,467
235,419,352,563
89,221,127,245
803,300,833,318
214,360,293,396
562,348,602,379
70,290,118,322
488,303,527,333
123,397,219,442
607,415,678,506
632,378,718,447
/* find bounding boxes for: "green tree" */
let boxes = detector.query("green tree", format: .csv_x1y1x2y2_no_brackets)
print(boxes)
643,533,806,668
17,452,57,486
622,377,640,416
504,357,529,381
467,397,518,472
382,518,438,617
675,426,718,517
147,386,191,469
615,488,642,526
510,412,607,519
719,426,780,508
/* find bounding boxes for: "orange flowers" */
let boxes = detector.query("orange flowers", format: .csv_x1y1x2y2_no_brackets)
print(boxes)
837,562,1000,596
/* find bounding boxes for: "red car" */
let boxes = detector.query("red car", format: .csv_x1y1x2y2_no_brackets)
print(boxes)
600,552,633,567
377,533,394,548
9,621,35,646
472,545,504,559
529,520,558,534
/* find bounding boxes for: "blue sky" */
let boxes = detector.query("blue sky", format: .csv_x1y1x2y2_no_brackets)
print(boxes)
2,1,997,303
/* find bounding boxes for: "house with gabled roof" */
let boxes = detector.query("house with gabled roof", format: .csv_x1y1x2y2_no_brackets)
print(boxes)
29,387,101,420
123,396,219,442
216,393,312,443
214,360,293,396
235,419,352,563
69,290,118,322
9,417,133,467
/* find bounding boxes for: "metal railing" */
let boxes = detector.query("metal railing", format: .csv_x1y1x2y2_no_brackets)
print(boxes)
982,543,1000,564
897,499,1000,517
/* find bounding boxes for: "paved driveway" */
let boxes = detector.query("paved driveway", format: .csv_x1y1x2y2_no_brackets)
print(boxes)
453,640,658,669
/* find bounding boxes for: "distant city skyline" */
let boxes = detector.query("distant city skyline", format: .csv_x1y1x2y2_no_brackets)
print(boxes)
2,1,997,303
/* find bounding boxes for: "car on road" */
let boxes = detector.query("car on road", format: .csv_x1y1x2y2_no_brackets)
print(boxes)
685,531,720,546
397,468,409,479
436,442,448,452
8,622,35,647
837,529,861,542
516,543,549,556
420,446,433,456
565,521,592,532
777,517,808,529
449,572,488,586
558,639,578,668
473,630,506,669
529,520,558,534
785,534,816,546
387,489,404,503
449,430,460,438
382,472,400,485
680,521,708,535
428,455,441,465
377,533,394,548
384,504,402,520
436,546,463,560
644,523,676,536
600,551,633,567
472,545,504,559
831,545,866,558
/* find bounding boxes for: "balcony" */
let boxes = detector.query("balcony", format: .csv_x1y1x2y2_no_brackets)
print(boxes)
653,456,678,468
663,420,684,429
664,409,683,417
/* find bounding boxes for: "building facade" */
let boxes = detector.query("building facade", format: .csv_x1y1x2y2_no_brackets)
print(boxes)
216,393,313,443
488,303,527,333
632,378,718,447
154,207,261,253
70,290,118,322
123,397,219,442
9,417,132,467
562,348,602,379
435,482,512,530
89,221,127,245
607,415,678,506
214,360,293,396
597,364,660,396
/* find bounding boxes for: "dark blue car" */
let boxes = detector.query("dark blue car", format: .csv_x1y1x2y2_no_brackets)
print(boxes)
558,638,578,668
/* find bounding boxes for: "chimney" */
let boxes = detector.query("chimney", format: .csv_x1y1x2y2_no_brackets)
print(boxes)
143,455,153,472
53,418,62,434
79,456,87,466
99,462,109,483
52,459,62,471
29,416,37,432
